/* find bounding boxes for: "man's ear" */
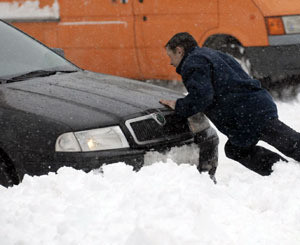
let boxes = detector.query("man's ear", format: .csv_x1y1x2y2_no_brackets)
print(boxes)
176,46,184,56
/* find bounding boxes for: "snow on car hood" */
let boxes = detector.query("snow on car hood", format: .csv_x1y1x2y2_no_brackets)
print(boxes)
0,71,181,130
253,0,300,16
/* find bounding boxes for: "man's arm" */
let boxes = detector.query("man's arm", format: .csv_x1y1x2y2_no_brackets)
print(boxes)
174,57,214,118
160,56,214,117
175,73,214,117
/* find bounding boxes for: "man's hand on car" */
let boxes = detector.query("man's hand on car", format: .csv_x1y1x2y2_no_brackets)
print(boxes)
159,99,176,110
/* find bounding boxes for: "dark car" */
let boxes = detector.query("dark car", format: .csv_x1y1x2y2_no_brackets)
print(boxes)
0,20,219,187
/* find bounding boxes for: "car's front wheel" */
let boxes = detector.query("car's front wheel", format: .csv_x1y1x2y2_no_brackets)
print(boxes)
203,34,252,76
0,153,18,188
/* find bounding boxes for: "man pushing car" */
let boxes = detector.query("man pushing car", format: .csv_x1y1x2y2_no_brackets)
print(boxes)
160,32,300,176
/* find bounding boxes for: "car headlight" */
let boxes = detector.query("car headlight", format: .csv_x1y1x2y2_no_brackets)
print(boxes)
55,126,129,152
282,15,300,34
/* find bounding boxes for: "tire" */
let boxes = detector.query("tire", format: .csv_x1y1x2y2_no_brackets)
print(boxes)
203,35,252,76
0,153,18,188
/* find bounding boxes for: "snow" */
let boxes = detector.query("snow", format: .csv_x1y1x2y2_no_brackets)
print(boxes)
0,0,59,20
1,95,300,245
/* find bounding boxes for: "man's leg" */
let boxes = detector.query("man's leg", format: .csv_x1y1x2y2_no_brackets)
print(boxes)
224,140,286,176
260,118,300,162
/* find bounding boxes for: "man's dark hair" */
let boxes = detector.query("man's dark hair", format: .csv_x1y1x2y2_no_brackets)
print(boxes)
165,32,198,53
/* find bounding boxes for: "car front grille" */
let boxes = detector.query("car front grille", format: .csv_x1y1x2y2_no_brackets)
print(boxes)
125,112,192,145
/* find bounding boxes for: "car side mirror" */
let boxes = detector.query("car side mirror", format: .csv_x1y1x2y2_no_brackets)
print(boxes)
51,48,65,57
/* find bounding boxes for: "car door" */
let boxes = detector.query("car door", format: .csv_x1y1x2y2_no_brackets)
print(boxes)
133,0,218,80
58,0,141,78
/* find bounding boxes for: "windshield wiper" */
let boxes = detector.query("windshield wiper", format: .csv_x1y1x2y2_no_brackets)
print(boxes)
0,78,7,84
55,70,79,74
5,69,78,83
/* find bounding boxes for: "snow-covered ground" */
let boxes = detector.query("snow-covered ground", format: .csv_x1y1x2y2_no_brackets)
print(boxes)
1,95,300,245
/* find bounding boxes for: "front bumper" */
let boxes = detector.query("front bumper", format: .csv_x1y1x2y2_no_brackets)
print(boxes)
24,148,146,177
245,43,300,82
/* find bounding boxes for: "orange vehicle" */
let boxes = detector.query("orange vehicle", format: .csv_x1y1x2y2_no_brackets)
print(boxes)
2,0,300,85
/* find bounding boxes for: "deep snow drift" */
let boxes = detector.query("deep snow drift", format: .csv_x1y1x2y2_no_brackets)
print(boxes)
1,95,300,245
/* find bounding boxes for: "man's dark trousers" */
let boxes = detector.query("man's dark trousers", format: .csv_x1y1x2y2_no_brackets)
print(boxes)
225,119,300,175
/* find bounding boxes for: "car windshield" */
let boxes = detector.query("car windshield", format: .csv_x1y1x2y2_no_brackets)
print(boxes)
0,21,79,80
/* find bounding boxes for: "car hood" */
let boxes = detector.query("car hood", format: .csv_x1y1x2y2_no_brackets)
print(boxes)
253,0,300,16
0,71,182,131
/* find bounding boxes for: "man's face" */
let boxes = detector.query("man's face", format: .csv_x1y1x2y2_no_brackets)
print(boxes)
166,46,184,68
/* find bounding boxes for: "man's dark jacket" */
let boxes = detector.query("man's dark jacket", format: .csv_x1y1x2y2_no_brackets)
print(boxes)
175,46,278,147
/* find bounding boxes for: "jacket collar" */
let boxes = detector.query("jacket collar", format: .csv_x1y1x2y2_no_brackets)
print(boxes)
176,46,198,75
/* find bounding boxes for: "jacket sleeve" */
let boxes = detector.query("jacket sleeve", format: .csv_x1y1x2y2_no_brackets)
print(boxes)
175,56,214,118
